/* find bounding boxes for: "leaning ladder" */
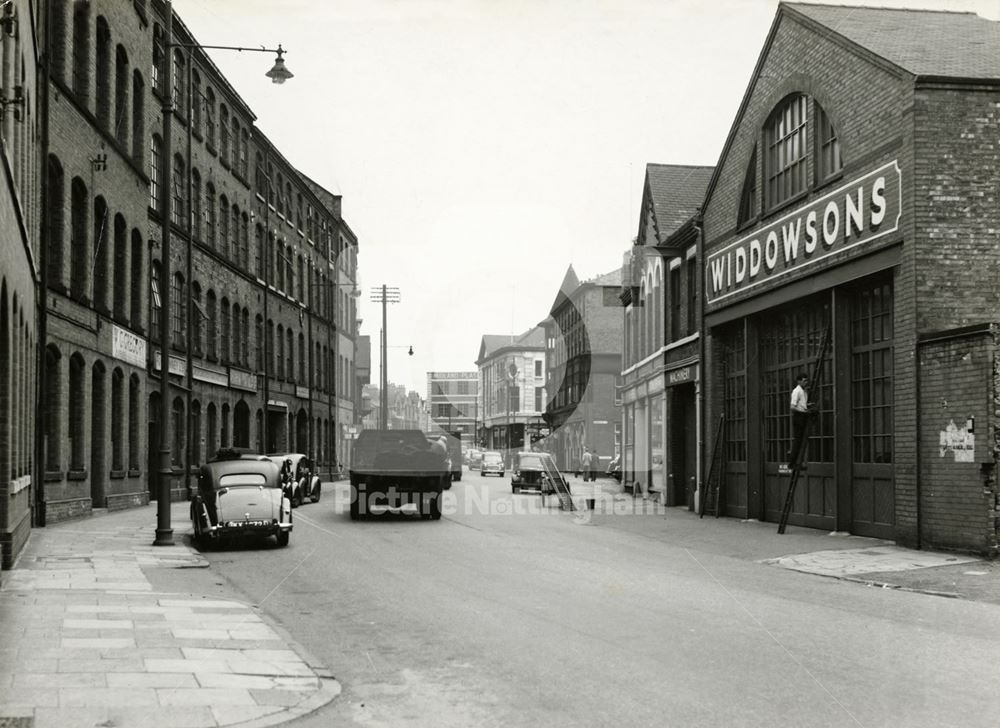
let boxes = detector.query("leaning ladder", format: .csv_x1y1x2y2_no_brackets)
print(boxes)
700,414,727,518
544,459,576,511
777,326,833,534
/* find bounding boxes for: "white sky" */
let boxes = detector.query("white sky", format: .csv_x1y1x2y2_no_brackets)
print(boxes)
174,0,1000,396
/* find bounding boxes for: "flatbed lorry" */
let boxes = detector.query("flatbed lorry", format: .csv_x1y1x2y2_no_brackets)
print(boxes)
349,429,448,520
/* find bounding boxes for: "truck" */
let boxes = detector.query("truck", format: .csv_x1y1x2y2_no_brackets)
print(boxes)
349,429,448,520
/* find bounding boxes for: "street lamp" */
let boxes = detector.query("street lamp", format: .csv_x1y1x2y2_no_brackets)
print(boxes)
155,0,292,546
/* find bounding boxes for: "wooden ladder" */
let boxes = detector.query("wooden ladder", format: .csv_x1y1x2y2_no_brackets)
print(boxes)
777,326,832,534
700,414,726,518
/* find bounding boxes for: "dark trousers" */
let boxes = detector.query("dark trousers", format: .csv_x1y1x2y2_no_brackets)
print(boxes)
788,410,809,465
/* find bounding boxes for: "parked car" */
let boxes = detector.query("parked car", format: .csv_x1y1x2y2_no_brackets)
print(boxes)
480,451,504,477
267,453,321,507
190,449,293,547
607,454,622,482
468,449,483,470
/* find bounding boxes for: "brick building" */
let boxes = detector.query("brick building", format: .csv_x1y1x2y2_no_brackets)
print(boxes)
32,0,360,540
0,0,40,569
619,165,713,504
701,3,1000,553
542,265,622,473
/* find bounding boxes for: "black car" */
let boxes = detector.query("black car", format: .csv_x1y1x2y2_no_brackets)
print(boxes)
511,451,556,494
267,453,321,507
190,450,293,547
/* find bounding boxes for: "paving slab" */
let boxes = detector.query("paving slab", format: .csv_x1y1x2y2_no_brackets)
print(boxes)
0,502,341,727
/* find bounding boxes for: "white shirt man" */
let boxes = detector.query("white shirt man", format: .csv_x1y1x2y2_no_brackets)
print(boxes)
790,377,809,413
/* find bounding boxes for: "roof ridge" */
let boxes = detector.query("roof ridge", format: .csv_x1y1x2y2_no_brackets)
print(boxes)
785,1,980,16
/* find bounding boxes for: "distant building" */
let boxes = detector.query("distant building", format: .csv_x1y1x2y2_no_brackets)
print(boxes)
475,328,546,463
426,372,478,449
542,266,623,472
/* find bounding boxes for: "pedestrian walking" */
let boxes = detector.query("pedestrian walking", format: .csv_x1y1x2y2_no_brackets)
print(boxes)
586,447,598,482
581,447,594,482
786,373,813,468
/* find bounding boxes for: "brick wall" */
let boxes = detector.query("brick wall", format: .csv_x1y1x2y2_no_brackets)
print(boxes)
917,328,999,555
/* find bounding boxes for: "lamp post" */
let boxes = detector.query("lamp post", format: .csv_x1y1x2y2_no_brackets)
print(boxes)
155,0,292,546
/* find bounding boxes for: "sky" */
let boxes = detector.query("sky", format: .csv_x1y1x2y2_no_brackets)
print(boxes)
174,0,1000,396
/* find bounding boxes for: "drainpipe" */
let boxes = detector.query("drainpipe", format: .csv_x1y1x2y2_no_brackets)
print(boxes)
693,212,705,514
34,0,53,527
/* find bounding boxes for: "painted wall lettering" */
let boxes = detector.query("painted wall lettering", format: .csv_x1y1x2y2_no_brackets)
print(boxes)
939,419,975,463
707,161,901,305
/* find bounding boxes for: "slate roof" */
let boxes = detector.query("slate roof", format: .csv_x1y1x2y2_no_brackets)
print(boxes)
645,165,715,243
786,3,1000,79
477,326,547,364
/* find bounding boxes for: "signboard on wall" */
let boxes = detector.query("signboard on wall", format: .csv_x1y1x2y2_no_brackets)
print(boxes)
112,325,146,368
706,161,901,305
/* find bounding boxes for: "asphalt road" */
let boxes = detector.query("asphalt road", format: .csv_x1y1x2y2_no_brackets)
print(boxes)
195,470,1000,728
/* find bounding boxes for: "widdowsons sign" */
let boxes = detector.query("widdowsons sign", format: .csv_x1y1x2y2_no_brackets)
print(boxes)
706,161,901,305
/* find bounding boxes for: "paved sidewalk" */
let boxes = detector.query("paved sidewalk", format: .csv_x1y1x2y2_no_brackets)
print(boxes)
570,476,1000,605
0,502,340,728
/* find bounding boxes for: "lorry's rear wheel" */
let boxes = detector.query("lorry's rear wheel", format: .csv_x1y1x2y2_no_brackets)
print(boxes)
350,485,361,520
427,491,442,520
349,498,359,520
276,531,289,547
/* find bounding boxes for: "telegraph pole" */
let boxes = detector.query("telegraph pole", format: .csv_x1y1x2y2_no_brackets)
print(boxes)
370,285,400,429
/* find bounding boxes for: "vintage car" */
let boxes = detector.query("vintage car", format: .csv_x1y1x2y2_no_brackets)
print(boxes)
467,449,483,470
267,453,321,507
511,451,560,494
191,450,293,547
480,451,504,477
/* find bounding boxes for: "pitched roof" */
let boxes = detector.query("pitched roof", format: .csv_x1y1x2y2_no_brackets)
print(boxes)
645,164,715,243
476,326,546,364
588,268,622,287
548,264,581,315
786,3,1000,79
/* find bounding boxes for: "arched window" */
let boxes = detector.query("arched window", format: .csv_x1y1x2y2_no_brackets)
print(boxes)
230,117,240,170
205,182,216,248
255,224,264,278
43,345,62,472
150,261,162,342
276,173,284,215
239,129,249,178
276,324,284,379
220,296,230,363
93,196,110,313
171,397,184,467
151,23,165,95
286,328,294,382
149,134,163,212
255,315,263,371
285,245,293,295
266,319,274,376
298,333,305,383
206,402,218,459
230,204,240,266
191,400,202,467
171,272,185,350
231,302,241,366
111,368,125,470
51,2,68,83
113,214,128,322
46,155,66,290
69,353,86,470
128,374,140,470
241,309,250,366
131,70,145,164
171,153,186,226
172,49,186,117
114,46,129,148
204,87,216,147
95,18,112,130
70,177,89,303
72,1,91,99
297,255,304,301
764,94,808,210
191,169,202,240
206,290,217,360
218,194,229,257
130,230,144,329
191,283,202,356
191,70,202,135
219,104,230,161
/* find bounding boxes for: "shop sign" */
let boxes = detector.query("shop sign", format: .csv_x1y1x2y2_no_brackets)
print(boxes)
112,325,146,368
707,161,901,305
295,385,310,399
667,365,697,386
229,369,257,392
153,350,185,377
195,365,227,387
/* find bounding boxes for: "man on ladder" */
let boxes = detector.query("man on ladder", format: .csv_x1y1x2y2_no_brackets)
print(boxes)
786,373,814,469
